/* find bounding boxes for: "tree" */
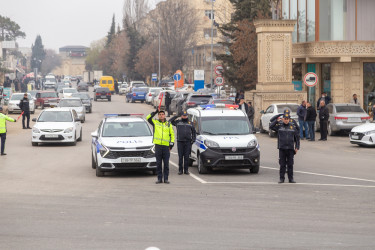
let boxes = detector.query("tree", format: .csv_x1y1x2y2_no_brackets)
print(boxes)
85,38,106,71
0,15,26,41
123,0,149,29
30,35,46,72
41,49,61,75
106,14,116,48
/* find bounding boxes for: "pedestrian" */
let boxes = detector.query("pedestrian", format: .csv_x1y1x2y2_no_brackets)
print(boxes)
19,93,31,129
350,94,360,105
372,104,375,121
297,100,309,140
147,108,175,184
269,109,300,184
305,102,317,141
238,97,249,113
317,92,331,110
169,111,196,175
114,79,119,94
187,85,194,92
165,91,172,117
0,106,17,156
247,101,255,132
235,90,244,105
318,101,329,141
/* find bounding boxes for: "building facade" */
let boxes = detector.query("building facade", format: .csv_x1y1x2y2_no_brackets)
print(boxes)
283,0,375,114
53,45,88,77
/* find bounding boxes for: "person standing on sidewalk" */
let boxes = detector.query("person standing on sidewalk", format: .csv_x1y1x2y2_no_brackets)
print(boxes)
319,101,329,141
169,111,196,175
305,102,317,141
297,100,309,140
147,108,175,184
247,102,255,133
19,93,31,129
0,106,17,156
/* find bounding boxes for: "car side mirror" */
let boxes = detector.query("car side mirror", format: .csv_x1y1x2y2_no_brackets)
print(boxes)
91,131,98,138
32,118,37,122
260,110,265,114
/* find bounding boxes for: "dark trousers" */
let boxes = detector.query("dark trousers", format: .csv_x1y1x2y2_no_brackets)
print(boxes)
0,133,6,154
279,149,295,180
155,144,170,181
166,104,170,117
177,141,191,172
320,120,328,140
307,121,315,140
22,111,30,128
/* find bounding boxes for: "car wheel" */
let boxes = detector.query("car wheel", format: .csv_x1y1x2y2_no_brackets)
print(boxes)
91,152,96,169
96,163,104,177
268,129,275,138
31,142,38,146
197,154,208,174
250,165,259,174
328,122,335,136
141,100,144,103
77,128,82,141
259,121,266,133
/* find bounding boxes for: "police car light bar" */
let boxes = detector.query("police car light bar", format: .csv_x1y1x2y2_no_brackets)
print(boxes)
104,114,144,117
199,104,239,110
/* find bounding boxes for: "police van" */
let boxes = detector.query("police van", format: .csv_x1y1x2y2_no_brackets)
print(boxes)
91,114,157,177
188,104,260,174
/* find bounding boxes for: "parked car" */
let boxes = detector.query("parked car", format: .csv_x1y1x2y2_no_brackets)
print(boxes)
126,81,146,93
72,93,93,113
126,87,149,103
260,103,299,137
58,98,86,123
94,87,111,101
350,121,375,146
181,93,212,111
119,83,128,95
316,103,370,135
77,82,89,92
31,108,82,146
146,87,163,104
170,91,190,115
7,93,35,114
62,79,72,87
35,91,59,109
152,90,176,109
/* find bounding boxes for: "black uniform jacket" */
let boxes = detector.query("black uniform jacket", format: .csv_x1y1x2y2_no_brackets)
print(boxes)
319,106,329,121
19,98,30,112
169,116,196,142
305,107,317,121
270,118,300,150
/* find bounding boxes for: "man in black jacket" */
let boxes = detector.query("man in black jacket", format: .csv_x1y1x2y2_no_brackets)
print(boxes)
19,93,31,129
318,101,329,141
269,109,300,183
165,92,172,117
169,111,196,175
305,102,317,141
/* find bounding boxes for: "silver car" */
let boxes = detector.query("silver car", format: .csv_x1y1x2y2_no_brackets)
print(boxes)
316,103,370,136
58,98,86,123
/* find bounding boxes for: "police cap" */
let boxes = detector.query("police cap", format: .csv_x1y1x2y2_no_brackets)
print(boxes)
283,109,291,118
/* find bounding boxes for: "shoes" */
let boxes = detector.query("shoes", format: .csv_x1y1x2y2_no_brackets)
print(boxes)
164,180,170,184
289,180,296,183
23,127,26,129
184,171,190,175
27,127,32,129
155,180,163,184
308,139,315,141
178,171,183,175
278,179,284,184
1,153,6,156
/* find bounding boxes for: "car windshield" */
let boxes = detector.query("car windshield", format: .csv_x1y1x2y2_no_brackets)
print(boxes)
190,96,212,103
133,88,148,92
336,106,365,113
41,92,57,98
72,93,90,99
212,99,235,104
276,105,299,113
46,78,56,82
11,94,29,100
64,89,78,93
102,122,152,137
121,84,127,88
38,111,73,122
28,91,38,97
59,99,82,107
201,116,251,135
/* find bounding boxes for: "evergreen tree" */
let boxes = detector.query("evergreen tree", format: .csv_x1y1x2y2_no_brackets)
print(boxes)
106,14,116,47
124,21,145,80
0,15,26,41
30,35,46,72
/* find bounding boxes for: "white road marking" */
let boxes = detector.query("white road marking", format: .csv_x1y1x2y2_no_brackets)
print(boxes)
204,181,375,188
260,166,375,183
169,161,207,184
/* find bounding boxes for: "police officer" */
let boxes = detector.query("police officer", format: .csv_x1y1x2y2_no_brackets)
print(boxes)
165,91,172,117
19,93,31,129
0,106,17,156
169,111,196,175
269,109,300,184
147,108,175,184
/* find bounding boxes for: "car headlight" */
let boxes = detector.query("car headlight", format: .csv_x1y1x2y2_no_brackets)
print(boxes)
364,130,375,136
247,139,257,148
99,144,110,158
64,127,74,133
204,139,219,148
151,145,155,153
32,127,40,133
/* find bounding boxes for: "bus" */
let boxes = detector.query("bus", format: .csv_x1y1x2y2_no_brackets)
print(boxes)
99,76,115,93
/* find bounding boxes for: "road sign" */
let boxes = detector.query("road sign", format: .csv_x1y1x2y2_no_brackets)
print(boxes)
304,72,318,87
215,76,224,86
214,65,224,76
152,73,157,81
173,73,181,81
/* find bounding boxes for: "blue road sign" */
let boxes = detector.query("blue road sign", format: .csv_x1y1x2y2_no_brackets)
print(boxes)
152,73,157,81
173,73,181,81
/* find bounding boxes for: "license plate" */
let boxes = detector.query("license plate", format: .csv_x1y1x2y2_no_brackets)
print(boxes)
351,135,359,139
348,118,361,123
138,95,144,97
121,157,142,163
45,134,58,138
101,96,107,98
225,155,243,160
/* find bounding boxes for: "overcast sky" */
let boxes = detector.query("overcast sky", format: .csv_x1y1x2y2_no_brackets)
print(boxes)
1,0,160,52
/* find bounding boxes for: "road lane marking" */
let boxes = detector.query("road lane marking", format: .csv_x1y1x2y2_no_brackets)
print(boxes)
204,182,375,188
169,161,207,184
260,166,375,183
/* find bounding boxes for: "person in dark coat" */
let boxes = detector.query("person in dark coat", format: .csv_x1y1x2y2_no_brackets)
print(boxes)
297,100,309,140
165,91,172,117
318,101,329,141
19,93,31,129
269,109,300,183
247,102,255,132
317,92,331,110
305,102,317,141
169,111,196,175
238,97,249,114
114,80,119,94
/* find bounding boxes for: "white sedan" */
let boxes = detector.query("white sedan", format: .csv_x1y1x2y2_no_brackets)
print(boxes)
7,93,35,114
350,122,375,146
60,88,78,98
31,108,82,146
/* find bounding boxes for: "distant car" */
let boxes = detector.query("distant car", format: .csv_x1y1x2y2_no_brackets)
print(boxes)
35,91,59,109
31,108,82,146
350,122,375,146
152,90,176,109
209,98,236,105
58,98,86,123
316,103,370,135
126,81,145,93
71,76,77,81
145,87,163,104
72,93,93,113
63,79,72,87
56,85,70,94
170,91,190,115
260,103,299,137
77,82,89,92
126,87,148,103
7,93,35,114
119,83,128,95
181,93,212,111
94,87,111,101
60,88,78,98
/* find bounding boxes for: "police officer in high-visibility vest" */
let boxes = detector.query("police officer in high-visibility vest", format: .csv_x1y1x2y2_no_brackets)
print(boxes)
269,109,300,183
147,108,175,184
0,106,17,156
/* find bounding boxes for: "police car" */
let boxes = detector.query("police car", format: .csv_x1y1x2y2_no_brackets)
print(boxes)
91,114,157,177
188,104,260,174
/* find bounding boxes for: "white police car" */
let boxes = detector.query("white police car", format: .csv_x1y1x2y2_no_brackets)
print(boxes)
91,114,157,177
349,121,375,146
188,104,260,174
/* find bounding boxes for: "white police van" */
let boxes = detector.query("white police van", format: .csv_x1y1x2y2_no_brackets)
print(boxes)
188,104,260,174
91,114,157,177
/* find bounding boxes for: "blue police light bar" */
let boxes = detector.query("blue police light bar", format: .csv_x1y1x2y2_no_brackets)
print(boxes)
104,114,144,117
199,104,216,109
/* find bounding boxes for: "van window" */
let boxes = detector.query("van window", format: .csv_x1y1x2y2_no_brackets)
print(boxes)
102,80,107,84
108,80,113,84
201,116,251,135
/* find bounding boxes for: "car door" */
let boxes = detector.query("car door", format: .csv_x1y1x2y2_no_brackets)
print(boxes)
261,105,274,131
72,109,81,139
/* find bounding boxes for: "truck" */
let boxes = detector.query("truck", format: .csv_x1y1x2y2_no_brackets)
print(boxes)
83,71,94,85
93,71,103,82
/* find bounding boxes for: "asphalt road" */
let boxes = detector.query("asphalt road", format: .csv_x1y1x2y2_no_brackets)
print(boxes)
1,88,375,250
